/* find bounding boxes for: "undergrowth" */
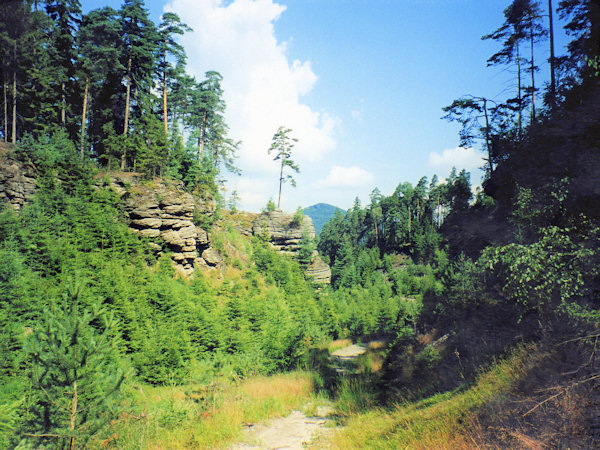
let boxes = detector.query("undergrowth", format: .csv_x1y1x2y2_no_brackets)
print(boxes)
104,371,321,449
328,343,542,448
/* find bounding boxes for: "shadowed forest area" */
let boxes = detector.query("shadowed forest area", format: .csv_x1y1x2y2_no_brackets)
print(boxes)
0,0,599,448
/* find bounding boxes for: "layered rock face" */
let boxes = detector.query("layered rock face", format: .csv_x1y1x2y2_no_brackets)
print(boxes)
0,145,37,210
252,210,331,284
107,174,220,275
252,210,316,253
0,152,328,281
305,252,332,285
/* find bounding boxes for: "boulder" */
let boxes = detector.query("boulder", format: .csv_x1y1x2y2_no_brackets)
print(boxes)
252,210,316,253
135,228,161,238
178,225,197,240
196,227,209,245
160,229,185,248
0,148,38,210
161,219,190,229
131,218,162,229
305,253,332,285
201,247,223,267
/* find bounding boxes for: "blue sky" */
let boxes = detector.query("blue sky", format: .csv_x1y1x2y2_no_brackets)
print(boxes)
84,0,569,212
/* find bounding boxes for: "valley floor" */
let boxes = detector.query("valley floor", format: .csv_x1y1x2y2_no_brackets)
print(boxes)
231,405,335,449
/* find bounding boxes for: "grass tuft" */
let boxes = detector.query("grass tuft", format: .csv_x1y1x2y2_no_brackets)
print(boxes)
105,371,318,449
329,343,541,449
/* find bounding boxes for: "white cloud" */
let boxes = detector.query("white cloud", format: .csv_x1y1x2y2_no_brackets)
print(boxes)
351,109,362,121
316,165,375,189
428,146,484,172
165,0,339,210
230,177,272,212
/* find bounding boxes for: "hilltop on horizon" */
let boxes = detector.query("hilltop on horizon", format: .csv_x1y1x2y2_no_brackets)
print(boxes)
303,203,345,236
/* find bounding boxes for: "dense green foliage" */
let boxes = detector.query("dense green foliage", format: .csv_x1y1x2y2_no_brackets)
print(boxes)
0,0,238,191
0,136,328,445
23,283,126,449
316,0,600,407
0,0,599,446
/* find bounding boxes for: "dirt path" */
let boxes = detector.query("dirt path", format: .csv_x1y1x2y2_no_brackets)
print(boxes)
230,404,334,449
329,344,367,359
329,344,367,375
229,343,371,449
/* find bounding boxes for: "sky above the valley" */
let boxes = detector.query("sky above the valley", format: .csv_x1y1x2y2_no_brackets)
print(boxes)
84,0,569,212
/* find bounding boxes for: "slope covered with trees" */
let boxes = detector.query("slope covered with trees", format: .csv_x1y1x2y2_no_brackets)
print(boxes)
0,0,599,448
315,0,600,446
0,0,238,189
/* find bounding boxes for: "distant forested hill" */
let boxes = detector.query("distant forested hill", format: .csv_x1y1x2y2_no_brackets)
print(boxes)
304,203,345,236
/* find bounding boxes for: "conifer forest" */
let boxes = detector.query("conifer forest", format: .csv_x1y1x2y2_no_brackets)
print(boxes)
0,0,599,448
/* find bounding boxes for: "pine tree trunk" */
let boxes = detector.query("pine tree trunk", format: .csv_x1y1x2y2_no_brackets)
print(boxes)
548,0,556,105
11,70,16,144
483,98,493,172
277,157,284,209
3,74,6,143
199,111,207,160
80,76,89,160
181,118,185,147
61,82,66,126
530,17,536,122
516,38,522,136
162,48,168,142
122,57,132,171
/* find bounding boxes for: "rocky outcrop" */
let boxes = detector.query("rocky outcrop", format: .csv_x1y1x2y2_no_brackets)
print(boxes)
305,251,332,285
0,145,37,210
252,209,331,284
105,174,220,275
252,210,316,253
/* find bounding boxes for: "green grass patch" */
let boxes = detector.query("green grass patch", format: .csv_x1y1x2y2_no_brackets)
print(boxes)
329,343,542,449
104,371,319,449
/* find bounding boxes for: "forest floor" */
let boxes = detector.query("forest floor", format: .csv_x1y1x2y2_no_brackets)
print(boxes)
229,343,369,449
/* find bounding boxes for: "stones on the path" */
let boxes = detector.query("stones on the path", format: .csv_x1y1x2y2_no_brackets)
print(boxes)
231,405,335,450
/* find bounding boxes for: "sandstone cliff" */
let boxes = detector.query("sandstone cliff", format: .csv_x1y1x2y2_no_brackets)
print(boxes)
252,210,316,253
252,210,331,284
105,173,221,275
0,149,330,282
0,144,37,210
305,252,332,285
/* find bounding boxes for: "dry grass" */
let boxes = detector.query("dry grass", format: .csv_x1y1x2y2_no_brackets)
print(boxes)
416,328,439,346
367,340,387,350
106,371,319,449
366,353,384,373
327,344,540,449
242,373,313,401
0,142,15,156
